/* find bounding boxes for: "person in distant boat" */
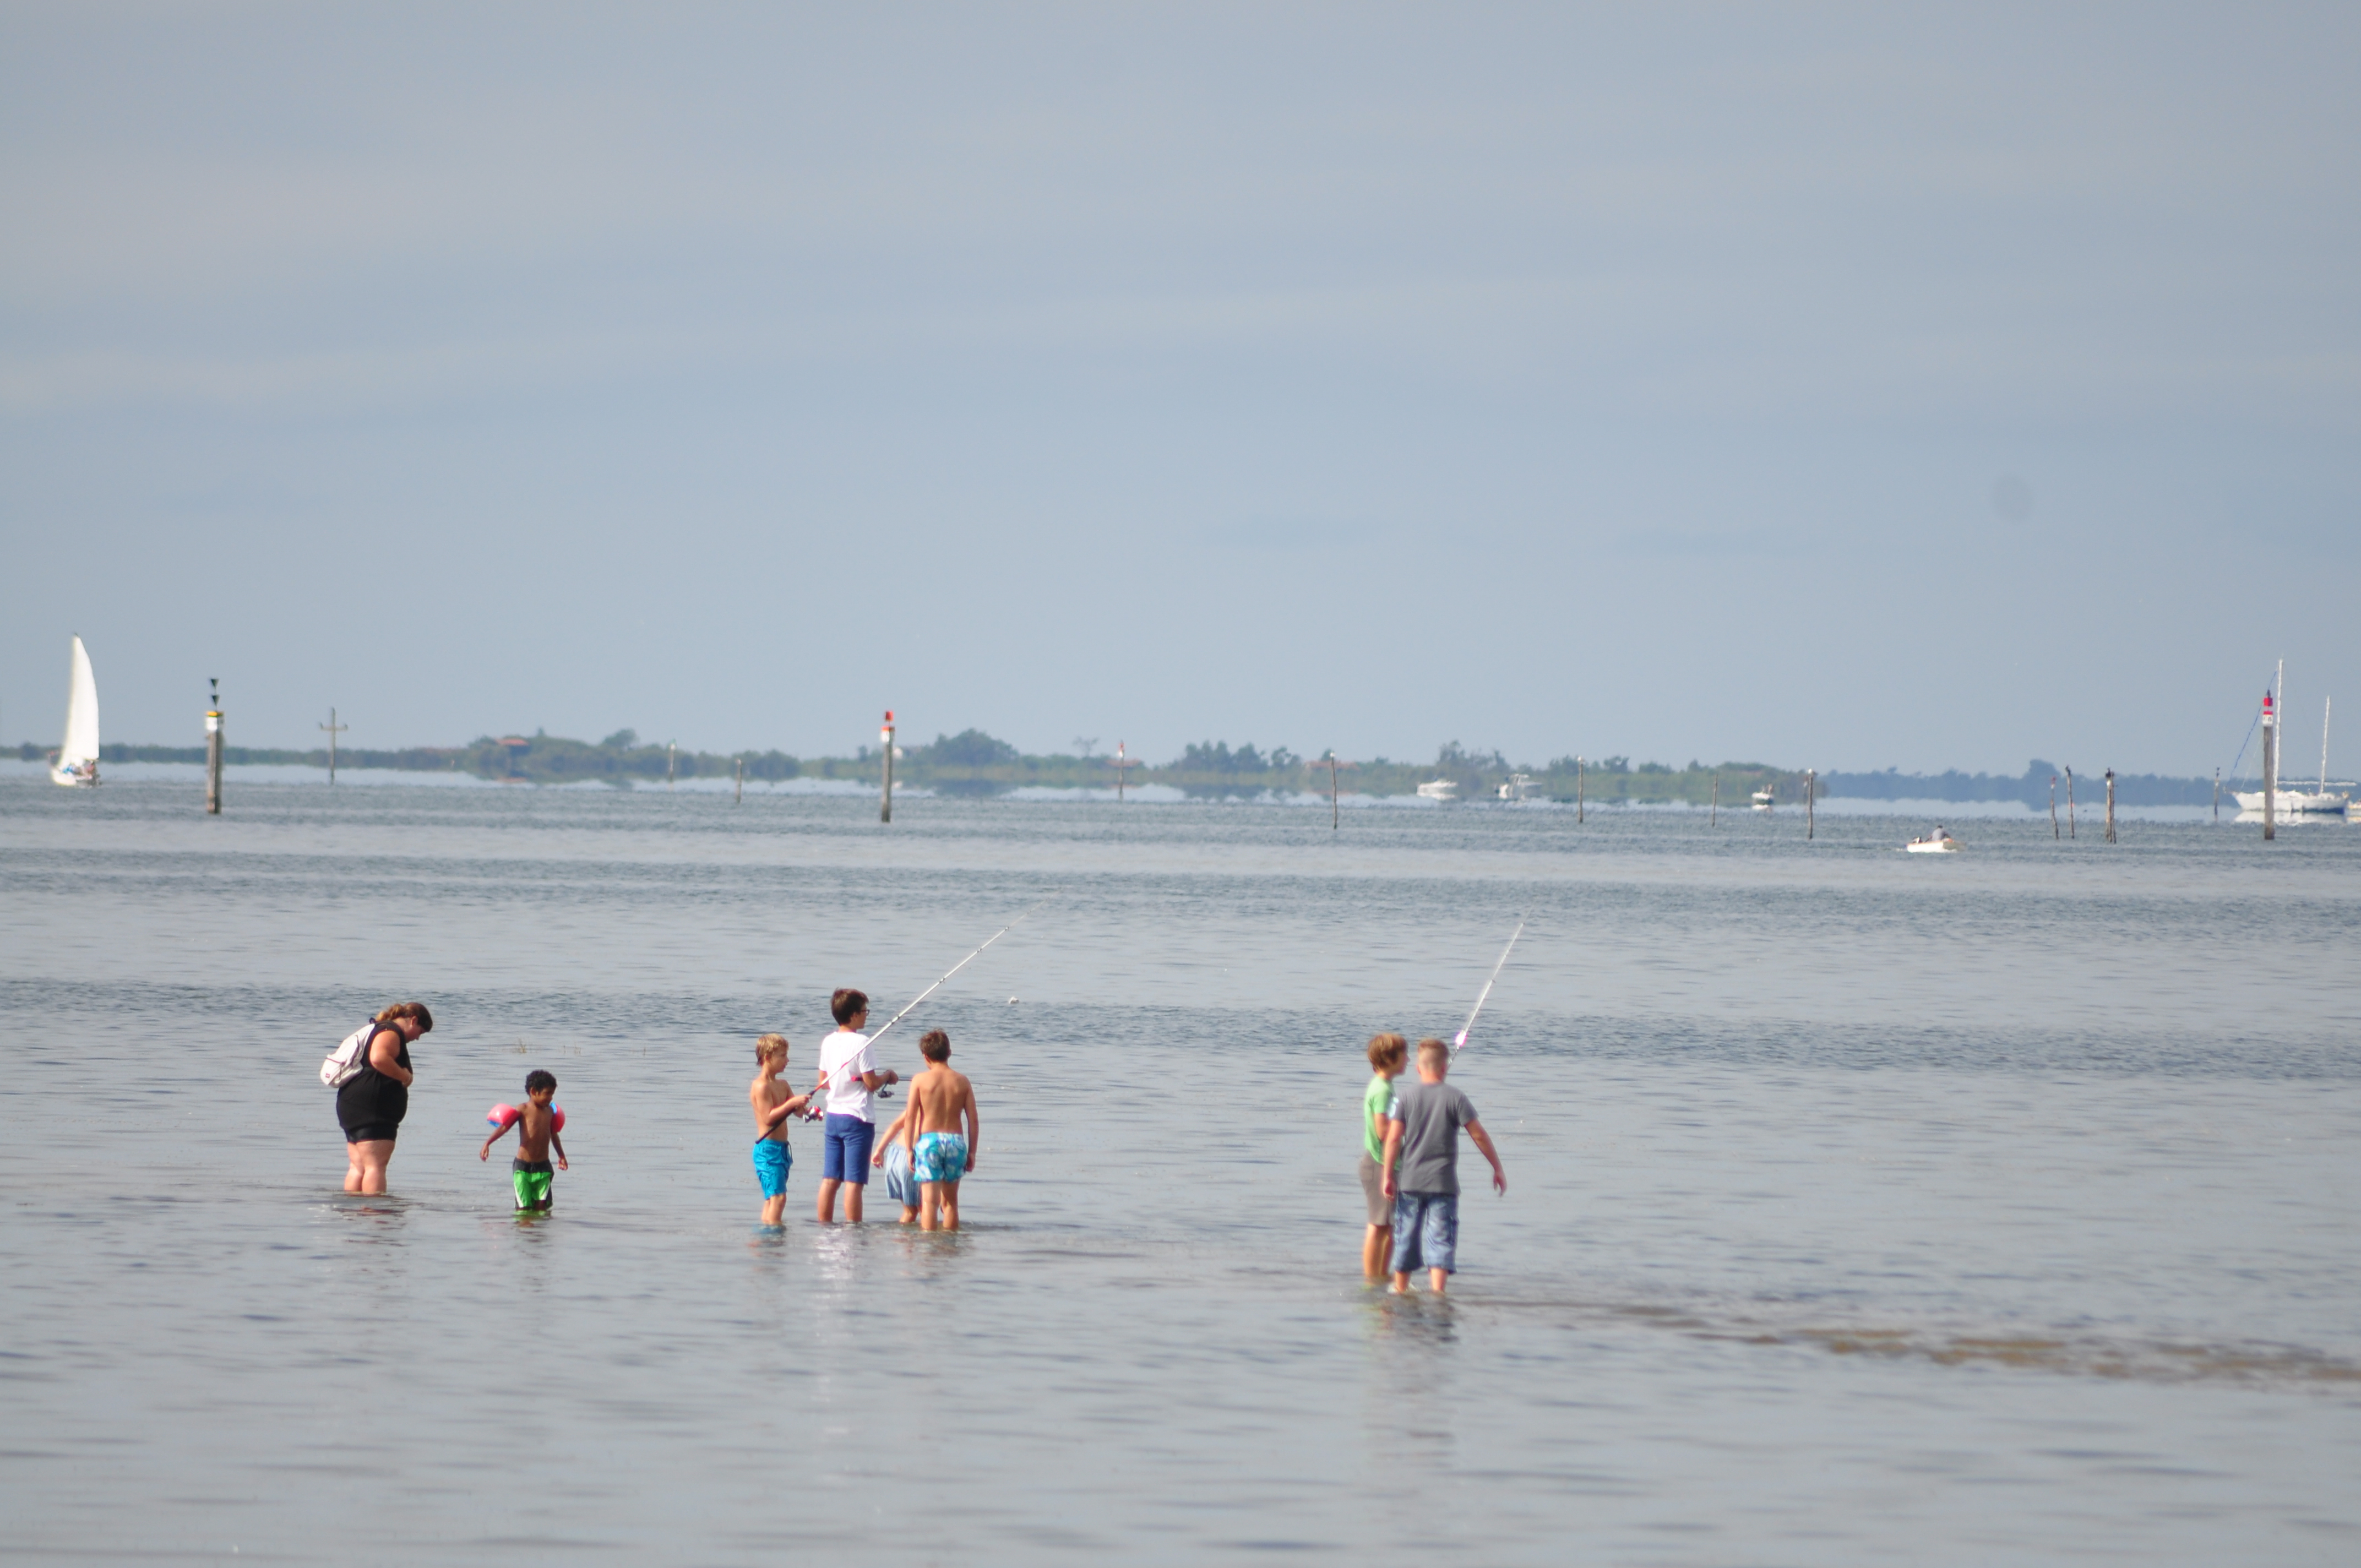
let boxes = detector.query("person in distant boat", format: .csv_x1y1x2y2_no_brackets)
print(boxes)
748,1034,812,1226
481,1069,568,1212
1382,1037,1506,1296
814,989,899,1223
338,1002,432,1194
1359,1033,1409,1281
901,1030,978,1231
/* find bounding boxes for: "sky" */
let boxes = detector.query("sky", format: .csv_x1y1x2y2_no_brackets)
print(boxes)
3,3,2356,776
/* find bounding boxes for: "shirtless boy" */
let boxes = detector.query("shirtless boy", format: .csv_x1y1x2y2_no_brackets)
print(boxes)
901,1030,978,1231
480,1069,568,1212
748,1033,813,1226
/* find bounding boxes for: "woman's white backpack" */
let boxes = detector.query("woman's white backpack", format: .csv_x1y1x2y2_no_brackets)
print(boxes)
321,1021,379,1087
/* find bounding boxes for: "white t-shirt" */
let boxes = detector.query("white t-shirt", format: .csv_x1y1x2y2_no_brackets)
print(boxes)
817,1029,878,1121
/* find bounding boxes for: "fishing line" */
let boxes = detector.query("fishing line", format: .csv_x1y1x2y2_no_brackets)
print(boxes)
814,891,1060,1105
1450,918,1526,1060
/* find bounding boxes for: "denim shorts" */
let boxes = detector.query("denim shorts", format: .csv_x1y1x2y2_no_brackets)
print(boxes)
1391,1191,1459,1274
821,1114,875,1183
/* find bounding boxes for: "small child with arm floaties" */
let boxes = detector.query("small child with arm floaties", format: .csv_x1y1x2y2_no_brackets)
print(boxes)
481,1069,568,1211
749,1034,813,1226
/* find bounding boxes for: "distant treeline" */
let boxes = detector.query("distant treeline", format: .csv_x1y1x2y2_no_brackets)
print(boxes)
13,733,2238,805
1820,760,2231,808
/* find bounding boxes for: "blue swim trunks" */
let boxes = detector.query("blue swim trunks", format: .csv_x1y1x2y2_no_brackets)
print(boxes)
822,1114,875,1184
752,1137,792,1197
1391,1191,1459,1275
913,1131,969,1185
882,1140,919,1209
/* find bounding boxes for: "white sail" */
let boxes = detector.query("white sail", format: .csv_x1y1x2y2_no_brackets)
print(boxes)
52,635,100,786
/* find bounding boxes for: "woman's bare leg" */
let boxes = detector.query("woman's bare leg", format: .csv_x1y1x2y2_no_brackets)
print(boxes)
350,1140,394,1195
345,1141,366,1193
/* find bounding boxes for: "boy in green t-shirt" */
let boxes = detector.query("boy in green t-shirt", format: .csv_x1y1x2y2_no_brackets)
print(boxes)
1359,1033,1409,1280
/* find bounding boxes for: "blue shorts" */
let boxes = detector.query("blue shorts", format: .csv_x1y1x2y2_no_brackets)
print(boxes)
881,1140,919,1208
752,1137,792,1197
914,1131,969,1185
1392,1191,1459,1275
822,1114,875,1183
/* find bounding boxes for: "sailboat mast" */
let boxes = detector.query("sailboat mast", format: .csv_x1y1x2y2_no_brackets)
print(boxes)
2324,698,2332,794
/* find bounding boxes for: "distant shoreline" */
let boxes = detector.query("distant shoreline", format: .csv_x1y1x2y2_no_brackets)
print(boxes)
8,737,2258,808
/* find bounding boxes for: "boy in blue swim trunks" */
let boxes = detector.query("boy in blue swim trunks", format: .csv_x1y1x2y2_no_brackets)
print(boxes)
748,1033,813,1227
900,1029,978,1231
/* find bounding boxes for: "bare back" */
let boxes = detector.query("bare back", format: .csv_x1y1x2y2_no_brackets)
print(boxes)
910,1065,975,1136
514,1099,556,1161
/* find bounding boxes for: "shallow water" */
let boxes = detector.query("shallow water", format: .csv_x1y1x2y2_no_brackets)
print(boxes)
2,781,2356,1565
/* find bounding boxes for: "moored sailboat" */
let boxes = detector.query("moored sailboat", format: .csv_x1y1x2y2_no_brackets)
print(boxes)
51,635,101,787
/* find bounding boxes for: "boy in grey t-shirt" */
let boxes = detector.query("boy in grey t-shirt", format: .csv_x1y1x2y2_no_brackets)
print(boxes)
1381,1037,1506,1295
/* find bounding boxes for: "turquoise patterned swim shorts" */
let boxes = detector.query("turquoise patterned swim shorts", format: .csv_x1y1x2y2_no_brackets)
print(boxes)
913,1131,969,1185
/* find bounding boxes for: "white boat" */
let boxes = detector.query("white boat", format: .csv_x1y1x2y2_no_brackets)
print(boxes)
50,635,101,787
1416,778,1459,802
1750,787,1775,809
1497,772,1541,801
1905,826,1960,853
2232,681,2350,816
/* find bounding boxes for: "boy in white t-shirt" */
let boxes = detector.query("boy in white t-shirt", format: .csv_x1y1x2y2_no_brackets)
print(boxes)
814,987,900,1223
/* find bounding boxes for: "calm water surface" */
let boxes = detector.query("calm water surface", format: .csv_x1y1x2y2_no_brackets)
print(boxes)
2,781,2356,1564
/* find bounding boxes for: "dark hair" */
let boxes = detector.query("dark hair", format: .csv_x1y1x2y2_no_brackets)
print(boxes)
375,1001,433,1032
1416,1037,1449,1069
1367,1032,1408,1070
831,988,869,1026
525,1069,557,1093
920,1029,950,1062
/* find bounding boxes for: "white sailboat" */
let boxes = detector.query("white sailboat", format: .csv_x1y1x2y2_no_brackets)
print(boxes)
2233,668,2349,816
51,635,101,787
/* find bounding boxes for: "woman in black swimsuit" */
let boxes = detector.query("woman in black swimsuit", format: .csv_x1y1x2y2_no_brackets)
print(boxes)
339,1001,432,1194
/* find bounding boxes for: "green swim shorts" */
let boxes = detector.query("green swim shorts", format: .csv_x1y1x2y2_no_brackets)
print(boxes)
512,1157,554,1210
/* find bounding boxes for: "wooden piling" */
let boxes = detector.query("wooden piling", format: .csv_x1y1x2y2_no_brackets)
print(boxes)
667,742,677,790
880,711,895,824
735,756,744,804
2050,775,2059,839
1711,771,1718,827
319,707,346,785
2212,767,2220,824
2261,691,2276,841
204,679,222,815
1805,769,1815,840
1576,756,1585,824
2104,769,2117,843
2066,766,2076,839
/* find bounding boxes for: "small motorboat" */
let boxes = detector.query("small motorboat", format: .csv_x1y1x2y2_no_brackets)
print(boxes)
1497,772,1540,801
1416,778,1460,802
1750,786,1775,809
1905,826,1961,853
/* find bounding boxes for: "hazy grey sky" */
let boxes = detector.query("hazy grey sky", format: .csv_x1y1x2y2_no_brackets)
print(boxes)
4,3,2355,774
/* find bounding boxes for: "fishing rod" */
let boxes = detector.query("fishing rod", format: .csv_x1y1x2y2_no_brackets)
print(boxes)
814,892,1059,1104
1450,919,1525,1060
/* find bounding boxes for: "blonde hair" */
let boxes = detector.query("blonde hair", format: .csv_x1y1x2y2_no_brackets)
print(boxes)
1366,1032,1408,1071
373,1001,433,1032
756,1032,790,1063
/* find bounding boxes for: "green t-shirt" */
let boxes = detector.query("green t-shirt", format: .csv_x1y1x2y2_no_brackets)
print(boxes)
1362,1074,1397,1161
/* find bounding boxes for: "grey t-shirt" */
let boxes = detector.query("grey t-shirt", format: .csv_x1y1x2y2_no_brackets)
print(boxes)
1390,1080,1477,1195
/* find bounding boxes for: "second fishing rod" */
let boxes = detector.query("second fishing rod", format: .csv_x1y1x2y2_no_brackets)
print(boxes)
807,892,1057,1113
